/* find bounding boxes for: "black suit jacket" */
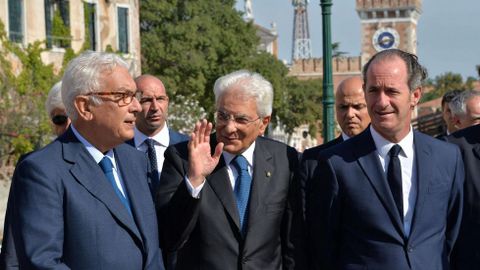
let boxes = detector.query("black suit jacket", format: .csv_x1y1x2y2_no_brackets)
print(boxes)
306,128,464,270
156,136,306,270
446,124,480,270
1,128,164,269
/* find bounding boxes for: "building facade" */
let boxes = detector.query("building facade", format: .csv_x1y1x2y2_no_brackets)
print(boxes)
0,0,141,75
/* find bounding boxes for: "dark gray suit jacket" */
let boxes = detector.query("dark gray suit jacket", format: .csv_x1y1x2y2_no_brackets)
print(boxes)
306,128,464,270
446,124,480,270
156,136,306,270
2,128,164,269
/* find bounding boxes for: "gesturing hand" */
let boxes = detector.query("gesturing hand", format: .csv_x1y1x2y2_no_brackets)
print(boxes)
187,119,224,187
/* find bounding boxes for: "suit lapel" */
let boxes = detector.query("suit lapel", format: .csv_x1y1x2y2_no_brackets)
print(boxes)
208,156,242,230
408,132,433,240
62,130,142,243
354,131,405,237
247,139,274,227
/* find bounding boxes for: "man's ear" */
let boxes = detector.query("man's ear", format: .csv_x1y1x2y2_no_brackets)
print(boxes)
258,115,271,135
410,87,422,108
74,96,94,121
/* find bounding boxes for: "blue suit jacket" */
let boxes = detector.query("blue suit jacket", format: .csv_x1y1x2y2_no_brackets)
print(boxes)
5,128,164,269
306,128,464,270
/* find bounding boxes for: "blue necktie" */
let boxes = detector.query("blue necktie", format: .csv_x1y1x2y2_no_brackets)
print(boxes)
99,157,132,216
231,155,252,236
145,139,160,193
388,144,403,221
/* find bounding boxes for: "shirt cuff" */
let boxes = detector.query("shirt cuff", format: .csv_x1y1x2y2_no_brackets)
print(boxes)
184,176,205,198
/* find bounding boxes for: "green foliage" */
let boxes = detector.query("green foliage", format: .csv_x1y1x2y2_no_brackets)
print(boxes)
0,21,61,163
421,72,474,103
139,0,323,135
140,0,259,125
51,8,71,48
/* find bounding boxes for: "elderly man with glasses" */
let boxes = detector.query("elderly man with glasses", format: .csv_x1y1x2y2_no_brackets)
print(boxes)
156,70,306,270
3,51,164,269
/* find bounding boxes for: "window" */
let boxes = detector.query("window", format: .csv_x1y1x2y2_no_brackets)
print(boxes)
84,2,97,50
8,0,23,43
45,0,71,48
117,7,129,53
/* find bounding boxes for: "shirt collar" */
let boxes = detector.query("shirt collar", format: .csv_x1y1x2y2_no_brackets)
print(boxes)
341,132,350,141
70,124,116,168
370,125,415,159
134,124,170,147
222,141,256,168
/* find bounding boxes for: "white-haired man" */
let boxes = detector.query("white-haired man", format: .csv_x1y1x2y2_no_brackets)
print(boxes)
156,70,306,269
5,51,164,269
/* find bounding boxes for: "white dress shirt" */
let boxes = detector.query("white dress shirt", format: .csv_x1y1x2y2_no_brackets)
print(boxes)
370,126,417,236
71,125,127,197
133,125,170,176
186,142,256,198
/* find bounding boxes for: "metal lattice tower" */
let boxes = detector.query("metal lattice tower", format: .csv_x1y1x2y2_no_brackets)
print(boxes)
292,0,312,61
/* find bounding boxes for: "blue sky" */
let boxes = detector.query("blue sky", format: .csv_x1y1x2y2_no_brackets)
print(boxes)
235,0,480,80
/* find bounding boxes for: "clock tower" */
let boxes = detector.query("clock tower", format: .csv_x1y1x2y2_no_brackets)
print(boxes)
356,0,422,64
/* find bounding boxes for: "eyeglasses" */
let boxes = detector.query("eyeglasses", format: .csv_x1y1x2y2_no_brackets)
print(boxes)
139,95,169,105
51,115,68,126
215,110,260,127
85,91,142,106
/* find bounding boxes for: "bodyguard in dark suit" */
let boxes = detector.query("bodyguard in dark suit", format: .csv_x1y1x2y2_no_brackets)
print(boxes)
4,51,164,269
126,75,188,197
446,124,480,269
306,49,464,269
299,76,369,218
157,70,306,269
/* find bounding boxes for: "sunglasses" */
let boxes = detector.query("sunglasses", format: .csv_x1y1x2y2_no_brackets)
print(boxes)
51,115,68,126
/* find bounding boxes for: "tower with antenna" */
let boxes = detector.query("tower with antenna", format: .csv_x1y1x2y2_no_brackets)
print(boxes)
292,0,312,61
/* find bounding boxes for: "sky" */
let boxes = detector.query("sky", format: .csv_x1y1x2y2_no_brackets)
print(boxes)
234,0,480,80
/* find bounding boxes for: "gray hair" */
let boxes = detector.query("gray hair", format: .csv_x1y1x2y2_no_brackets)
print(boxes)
213,70,273,117
45,81,64,116
362,49,428,92
449,90,480,116
62,51,129,121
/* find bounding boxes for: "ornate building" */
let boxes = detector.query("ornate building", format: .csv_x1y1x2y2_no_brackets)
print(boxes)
0,0,141,75
356,0,422,64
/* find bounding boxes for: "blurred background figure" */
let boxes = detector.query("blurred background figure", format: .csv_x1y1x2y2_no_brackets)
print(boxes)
45,81,70,136
438,90,462,137
449,90,480,130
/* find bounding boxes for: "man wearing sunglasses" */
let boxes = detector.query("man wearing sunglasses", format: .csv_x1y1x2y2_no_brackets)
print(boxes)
156,70,306,269
45,81,71,137
4,51,164,269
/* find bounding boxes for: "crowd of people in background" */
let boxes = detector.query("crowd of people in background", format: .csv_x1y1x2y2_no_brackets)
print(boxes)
0,48,479,270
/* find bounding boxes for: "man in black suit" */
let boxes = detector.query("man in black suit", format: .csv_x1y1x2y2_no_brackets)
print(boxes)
446,124,480,270
299,76,370,217
306,49,464,269
156,70,306,269
1,51,164,269
436,90,462,138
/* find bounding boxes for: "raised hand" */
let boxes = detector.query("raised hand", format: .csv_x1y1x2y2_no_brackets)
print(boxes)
187,119,224,187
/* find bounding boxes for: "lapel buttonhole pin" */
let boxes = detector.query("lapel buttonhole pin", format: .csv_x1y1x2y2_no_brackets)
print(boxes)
266,171,271,177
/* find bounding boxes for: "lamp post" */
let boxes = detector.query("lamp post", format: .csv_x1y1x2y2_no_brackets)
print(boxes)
320,0,335,142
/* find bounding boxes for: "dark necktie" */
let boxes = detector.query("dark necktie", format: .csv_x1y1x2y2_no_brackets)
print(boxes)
99,157,132,216
145,139,160,192
231,155,252,236
388,144,403,221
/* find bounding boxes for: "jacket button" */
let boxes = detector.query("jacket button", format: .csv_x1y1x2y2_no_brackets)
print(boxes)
407,246,414,252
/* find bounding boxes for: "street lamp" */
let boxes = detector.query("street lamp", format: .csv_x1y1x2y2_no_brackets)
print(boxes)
320,0,335,142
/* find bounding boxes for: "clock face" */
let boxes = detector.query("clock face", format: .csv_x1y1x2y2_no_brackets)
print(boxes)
372,28,400,52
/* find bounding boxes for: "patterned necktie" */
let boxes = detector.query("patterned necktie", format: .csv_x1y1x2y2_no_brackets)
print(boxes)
388,144,403,221
99,157,132,216
231,155,252,236
145,139,160,193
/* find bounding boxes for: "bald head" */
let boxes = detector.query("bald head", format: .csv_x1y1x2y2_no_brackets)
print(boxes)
335,77,370,137
135,75,170,136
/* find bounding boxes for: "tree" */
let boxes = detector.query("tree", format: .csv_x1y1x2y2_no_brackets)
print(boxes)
421,72,474,103
0,21,61,166
140,0,258,122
